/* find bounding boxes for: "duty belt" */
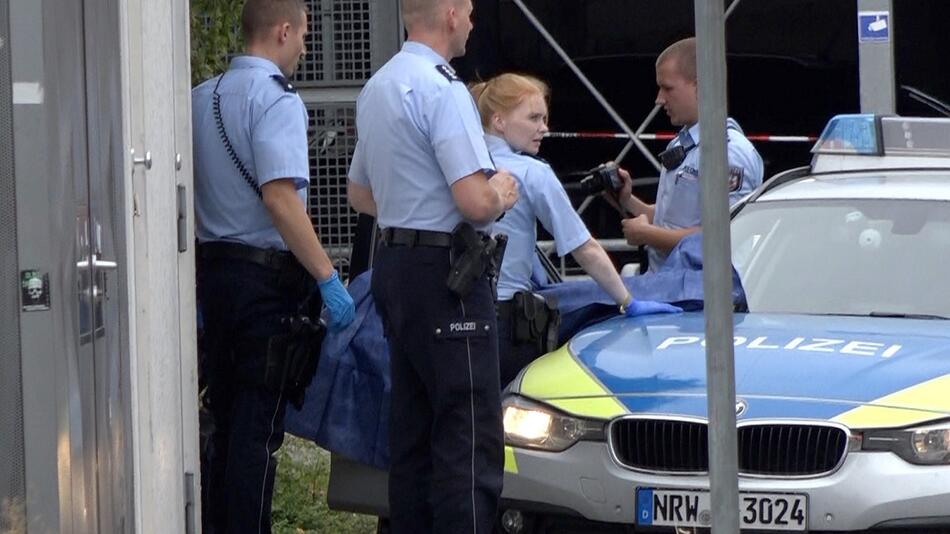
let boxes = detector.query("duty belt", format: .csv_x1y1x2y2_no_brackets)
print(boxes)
381,227,453,248
198,241,298,271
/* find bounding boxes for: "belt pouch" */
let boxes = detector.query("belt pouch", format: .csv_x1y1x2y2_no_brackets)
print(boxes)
511,291,561,353
511,291,542,344
263,315,327,409
284,316,326,409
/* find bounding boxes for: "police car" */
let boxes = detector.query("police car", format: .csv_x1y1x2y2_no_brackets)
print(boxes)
497,115,950,533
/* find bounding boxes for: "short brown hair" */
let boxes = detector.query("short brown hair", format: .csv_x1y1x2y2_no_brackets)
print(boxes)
470,73,549,129
657,37,697,82
241,0,307,43
401,0,464,30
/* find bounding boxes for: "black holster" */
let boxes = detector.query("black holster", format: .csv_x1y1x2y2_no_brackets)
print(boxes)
511,291,561,355
446,222,507,299
264,298,327,410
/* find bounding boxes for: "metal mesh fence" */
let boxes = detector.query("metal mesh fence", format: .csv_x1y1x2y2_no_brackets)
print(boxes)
0,0,27,527
306,101,359,279
330,0,372,81
298,2,326,83
295,0,374,86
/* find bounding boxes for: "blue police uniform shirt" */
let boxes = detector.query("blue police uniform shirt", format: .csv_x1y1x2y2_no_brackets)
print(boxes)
347,41,495,232
649,118,763,271
487,135,590,301
192,55,310,250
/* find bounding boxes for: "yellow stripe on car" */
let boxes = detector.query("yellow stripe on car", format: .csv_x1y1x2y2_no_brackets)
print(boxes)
520,345,628,419
504,446,518,473
833,373,950,428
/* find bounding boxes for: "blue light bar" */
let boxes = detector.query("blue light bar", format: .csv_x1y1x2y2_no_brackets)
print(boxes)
811,114,882,156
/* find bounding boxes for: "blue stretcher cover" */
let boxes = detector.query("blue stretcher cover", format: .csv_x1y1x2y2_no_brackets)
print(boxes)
284,233,745,468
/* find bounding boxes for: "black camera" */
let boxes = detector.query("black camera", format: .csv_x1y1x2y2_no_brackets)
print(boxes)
567,161,622,196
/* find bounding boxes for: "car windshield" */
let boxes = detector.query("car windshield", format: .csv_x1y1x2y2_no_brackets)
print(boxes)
731,197,950,317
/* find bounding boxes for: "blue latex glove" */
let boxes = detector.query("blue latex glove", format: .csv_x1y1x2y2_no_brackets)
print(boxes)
624,299,683,317
316,271,355,331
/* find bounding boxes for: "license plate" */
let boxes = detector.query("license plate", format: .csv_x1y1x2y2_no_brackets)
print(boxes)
636,488,807,531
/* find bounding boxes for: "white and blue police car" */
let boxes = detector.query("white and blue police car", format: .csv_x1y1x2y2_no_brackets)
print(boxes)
497,115,950,533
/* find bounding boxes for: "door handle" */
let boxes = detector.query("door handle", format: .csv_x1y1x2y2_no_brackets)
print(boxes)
76,254,118,271
131,148,152,170
177,184,188,252
77,253,117,302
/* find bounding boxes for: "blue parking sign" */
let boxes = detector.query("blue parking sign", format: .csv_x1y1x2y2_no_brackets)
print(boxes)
858,11,890,42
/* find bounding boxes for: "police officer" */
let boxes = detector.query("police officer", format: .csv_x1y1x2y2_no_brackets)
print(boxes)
471,73,681,386
620,37,764,272
192,1,355,532
347,0,519,531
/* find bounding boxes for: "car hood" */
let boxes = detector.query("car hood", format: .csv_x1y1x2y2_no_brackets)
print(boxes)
515,312,950,428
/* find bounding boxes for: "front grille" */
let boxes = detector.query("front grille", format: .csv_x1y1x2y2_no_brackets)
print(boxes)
738,423,848,476
611,419,708,473
610,419,848,476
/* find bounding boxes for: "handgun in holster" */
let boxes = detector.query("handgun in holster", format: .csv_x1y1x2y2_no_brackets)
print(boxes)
487,233,508,301
264,295,327,410
446,222,507,299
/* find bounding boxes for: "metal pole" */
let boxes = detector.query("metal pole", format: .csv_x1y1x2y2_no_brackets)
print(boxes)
694,1,740,533
617,104,664,169
725,0,744,19
509,0,659,171
857,0,896,113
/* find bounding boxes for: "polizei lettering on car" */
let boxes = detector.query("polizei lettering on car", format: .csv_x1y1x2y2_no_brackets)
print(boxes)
657,335,902,358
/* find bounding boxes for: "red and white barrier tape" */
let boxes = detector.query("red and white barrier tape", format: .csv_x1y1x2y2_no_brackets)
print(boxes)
546,131,818,143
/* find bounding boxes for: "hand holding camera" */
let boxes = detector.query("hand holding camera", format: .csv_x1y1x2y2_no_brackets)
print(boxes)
567,161,623,196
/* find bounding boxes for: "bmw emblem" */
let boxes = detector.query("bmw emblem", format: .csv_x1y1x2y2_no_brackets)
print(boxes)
735,398,748,417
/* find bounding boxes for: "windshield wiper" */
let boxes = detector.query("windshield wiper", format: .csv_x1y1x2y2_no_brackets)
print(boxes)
869,311,949,320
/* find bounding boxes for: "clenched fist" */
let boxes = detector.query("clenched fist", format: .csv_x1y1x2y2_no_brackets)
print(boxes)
489,168,519,211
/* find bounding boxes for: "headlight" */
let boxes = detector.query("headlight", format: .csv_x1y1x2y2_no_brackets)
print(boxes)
502,395,605,452
862,420,950,465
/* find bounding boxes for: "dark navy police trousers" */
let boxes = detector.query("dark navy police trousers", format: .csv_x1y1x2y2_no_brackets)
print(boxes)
372,244,504,534
198,255,312,534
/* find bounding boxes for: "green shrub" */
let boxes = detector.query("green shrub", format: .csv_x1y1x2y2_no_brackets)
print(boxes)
190,0,243,86
272,435,378,534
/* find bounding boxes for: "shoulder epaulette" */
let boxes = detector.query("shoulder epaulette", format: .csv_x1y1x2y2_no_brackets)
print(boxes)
435,64,462,83
270,74,297,93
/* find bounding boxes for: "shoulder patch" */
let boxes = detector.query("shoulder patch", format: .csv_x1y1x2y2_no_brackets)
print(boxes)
270,74,297,93
435,64,462,83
